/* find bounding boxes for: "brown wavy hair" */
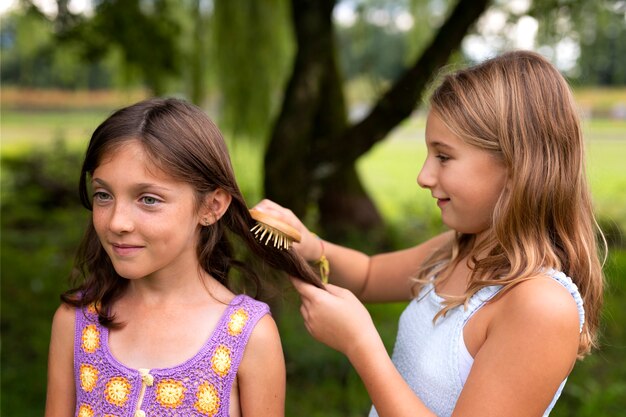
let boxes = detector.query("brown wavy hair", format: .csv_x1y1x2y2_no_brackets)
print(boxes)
62,98,322,327
413,50,605,357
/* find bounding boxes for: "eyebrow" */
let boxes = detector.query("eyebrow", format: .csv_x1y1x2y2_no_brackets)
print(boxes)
426,140,454,150
91,178,174,192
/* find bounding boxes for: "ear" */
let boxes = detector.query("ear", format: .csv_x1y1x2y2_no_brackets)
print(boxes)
199,188,232,226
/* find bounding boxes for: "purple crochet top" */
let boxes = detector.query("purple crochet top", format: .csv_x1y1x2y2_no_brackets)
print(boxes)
73,294,269,417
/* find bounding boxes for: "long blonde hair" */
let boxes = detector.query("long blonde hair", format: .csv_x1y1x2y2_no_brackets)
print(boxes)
414,50,605,357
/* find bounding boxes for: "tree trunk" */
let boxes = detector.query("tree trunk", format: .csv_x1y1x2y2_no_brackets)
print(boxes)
319,0,491,166
314,21,383,239
266,0,491,239
265,0,338,215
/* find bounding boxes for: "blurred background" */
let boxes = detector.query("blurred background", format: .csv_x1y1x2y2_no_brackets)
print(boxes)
1,0,625,415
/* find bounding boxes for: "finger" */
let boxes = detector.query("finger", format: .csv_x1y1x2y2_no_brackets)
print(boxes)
299,303,309,321
259,198,279,208
289,275,301,289
291,278,318,301
289,276,307,298
256,199,286,214
251,200,276,216
325,283,349,297
290,276,318,297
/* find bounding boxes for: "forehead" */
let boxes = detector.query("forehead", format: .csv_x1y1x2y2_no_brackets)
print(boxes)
424,112,464,148
95,140,170,180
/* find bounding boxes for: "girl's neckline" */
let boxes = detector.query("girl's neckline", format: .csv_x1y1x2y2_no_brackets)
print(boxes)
425,281,500,307
99,294,246,375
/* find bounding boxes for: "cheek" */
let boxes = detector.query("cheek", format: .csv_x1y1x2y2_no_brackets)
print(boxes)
92,209,106,235
476,183,506,223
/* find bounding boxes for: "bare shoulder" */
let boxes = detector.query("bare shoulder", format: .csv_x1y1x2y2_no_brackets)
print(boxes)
45,304,77,416
48,304,76,365
237,313,285,416
245,314,282,355
487,273,581,365
53,302,75,319
456,275,581,415
497,274,580,333
238,313,284,376
51,303,76,338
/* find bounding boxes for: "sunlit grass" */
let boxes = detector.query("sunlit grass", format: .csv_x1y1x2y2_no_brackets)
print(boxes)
0,109,109,155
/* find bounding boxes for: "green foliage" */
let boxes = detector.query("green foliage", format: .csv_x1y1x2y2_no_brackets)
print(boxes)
577,2,626,85
60,0,183,95
213,0,294,138
527,0,626,85
0,6,114,89
1,141,89,416
337,6,410,82
1,139,84,224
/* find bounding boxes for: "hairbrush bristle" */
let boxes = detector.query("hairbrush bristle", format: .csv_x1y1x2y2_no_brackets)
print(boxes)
249,209,301,250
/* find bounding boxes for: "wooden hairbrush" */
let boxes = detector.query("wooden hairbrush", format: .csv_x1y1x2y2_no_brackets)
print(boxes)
249,209,302,250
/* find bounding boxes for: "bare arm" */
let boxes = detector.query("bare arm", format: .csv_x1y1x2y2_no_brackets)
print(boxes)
451,277,580,416
45,304,76,417
292,276,580,417
253,199,453,302
237,314,286,417
357,231,453,302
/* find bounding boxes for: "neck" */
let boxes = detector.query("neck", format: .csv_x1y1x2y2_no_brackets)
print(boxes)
470,229,496,256
125,270,219,307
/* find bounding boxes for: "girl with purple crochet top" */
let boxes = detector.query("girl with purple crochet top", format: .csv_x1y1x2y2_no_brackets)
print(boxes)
45,98,321,417
254,51,605,416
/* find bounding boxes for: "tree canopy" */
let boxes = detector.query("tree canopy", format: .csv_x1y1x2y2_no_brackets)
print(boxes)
2,0,624,237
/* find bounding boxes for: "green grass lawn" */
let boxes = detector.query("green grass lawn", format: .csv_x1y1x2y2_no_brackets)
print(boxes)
1,109,111,155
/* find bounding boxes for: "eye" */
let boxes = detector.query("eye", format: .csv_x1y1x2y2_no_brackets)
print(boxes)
435,154,450,163
141,195,161,206
93,191,112,202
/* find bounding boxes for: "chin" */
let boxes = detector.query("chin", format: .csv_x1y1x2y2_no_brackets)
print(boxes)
110,267,148,281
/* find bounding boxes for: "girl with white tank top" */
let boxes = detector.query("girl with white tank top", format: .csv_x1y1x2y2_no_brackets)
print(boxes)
255,51,605,417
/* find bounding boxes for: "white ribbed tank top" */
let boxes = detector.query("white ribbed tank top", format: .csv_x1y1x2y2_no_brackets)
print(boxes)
369,269,584,417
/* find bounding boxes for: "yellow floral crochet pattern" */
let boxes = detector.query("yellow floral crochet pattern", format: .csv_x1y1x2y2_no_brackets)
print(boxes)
194,381,220,416
79,363,99,392
228,308,249,336
211,345,232,377
156,379,186,408
87,302,98,315
81,324,100,353
77,404,94,417
105,376,131,406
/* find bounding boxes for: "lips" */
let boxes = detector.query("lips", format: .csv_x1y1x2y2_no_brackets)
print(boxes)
111,243,143,256
435,198,450,208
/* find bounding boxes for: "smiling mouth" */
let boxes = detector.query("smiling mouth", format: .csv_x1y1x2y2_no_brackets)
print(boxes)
111,243,143,256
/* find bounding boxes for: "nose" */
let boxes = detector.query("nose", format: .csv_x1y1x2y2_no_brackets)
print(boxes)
417,159,435,189
108,201,135,234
